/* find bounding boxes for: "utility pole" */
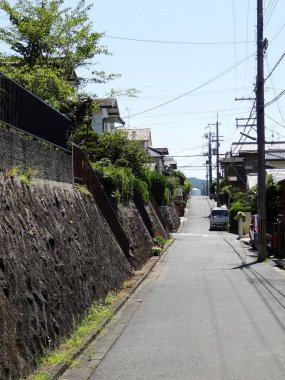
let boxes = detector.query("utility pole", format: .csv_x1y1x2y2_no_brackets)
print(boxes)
205,124,214,196
256,0,267,261
208,132,212,194
205,162,209,196
216,114,221,207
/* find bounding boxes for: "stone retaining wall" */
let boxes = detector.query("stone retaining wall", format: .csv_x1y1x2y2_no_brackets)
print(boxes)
160,205,181,233
0,179,132,379
114,201,154,269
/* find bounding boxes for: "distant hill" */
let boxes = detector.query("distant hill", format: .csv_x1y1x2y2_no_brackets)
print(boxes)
188,177,207,195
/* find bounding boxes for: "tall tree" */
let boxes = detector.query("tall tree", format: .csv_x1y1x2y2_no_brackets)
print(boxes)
0,0,117,109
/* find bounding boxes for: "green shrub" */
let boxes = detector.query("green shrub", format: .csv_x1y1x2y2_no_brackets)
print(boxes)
164,187,171,206
134,178,150,204
92,163,135,202
229,203,251,233
149,171,167,206
151,246,162,256
153,235,167,248
182,181,192,200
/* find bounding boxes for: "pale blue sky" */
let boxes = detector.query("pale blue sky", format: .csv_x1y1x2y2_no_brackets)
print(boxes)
2,1,285,179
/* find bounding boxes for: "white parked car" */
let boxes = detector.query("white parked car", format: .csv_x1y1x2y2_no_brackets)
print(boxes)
209,206,229,231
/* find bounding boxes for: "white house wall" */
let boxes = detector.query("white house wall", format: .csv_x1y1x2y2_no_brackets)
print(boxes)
91,111,103,134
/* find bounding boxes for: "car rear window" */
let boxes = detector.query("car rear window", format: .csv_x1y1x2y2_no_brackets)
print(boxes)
211,210,228,217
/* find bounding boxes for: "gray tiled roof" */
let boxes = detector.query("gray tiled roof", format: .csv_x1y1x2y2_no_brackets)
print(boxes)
232,141,285,154
221,157,244,163
125,128,152,142
266,151,285,160
93,98,118,108
93,98,124,125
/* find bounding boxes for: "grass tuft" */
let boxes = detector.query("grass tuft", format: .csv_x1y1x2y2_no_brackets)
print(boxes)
29,292,120,379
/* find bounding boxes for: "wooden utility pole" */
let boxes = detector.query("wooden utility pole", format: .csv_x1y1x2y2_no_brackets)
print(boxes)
208,132,212,194
216,114,221,207
256,0,267,260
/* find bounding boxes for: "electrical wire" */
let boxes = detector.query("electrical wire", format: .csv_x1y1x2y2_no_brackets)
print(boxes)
265,57,285,126
130,111,251,128
118,87,253,102
103,35,253,46
243,0,250,96
123,51,256,119
264,0,279,29
128,107,250,119
233,0,237,93
271,23,285,43
264,50,285,83
265,89,285,108
265,113,284,127
231,102,256,154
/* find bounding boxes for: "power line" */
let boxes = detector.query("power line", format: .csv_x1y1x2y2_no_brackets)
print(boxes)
129,111,251,128
118,87,254,102
103,35,254,46
126,107,250,119
124,51,256,118
243,0,250,96
265,88,285,108
265,57,285,126
233,0,237,92
271,23,285,43
265,113,284,127
264,49,285,83
264,0,279,28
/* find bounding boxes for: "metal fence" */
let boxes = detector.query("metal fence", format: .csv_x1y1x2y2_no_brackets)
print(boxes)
0,71,71,150
72,144,130,258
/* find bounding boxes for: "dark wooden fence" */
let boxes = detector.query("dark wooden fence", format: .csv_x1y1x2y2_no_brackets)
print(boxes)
72,144,130,258
0,71,71,149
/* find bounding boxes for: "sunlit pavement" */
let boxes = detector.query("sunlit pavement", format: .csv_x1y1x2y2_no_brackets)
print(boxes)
61,196,285,380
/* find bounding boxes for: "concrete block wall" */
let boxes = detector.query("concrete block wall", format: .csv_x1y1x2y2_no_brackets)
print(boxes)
0,127,73,183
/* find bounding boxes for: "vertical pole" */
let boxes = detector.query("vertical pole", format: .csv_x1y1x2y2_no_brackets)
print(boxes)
216,114,220,207
209,132,213,195
256,0,267,260
206,163,209,196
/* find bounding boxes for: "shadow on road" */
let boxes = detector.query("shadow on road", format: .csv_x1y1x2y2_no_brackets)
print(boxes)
231,260,259,270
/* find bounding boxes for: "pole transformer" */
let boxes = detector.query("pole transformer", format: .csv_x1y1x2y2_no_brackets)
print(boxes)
256,0,267,260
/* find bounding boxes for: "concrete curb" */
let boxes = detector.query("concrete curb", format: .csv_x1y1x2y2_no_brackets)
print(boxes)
39,240,175,380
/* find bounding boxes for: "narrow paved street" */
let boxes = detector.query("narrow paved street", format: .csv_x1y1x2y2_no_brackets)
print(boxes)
63,196,285,380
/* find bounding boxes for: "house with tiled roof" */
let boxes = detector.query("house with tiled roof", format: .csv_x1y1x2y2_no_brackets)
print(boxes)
125,128,152,151
221,141,285,192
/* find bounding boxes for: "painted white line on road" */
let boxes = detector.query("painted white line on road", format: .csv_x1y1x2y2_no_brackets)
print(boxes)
172,233,221,238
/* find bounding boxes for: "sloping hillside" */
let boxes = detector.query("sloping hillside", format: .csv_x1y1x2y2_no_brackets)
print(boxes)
188,177,206,195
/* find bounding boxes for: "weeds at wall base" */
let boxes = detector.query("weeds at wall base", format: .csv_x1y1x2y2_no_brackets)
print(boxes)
4,165,42,187
26,291,124,380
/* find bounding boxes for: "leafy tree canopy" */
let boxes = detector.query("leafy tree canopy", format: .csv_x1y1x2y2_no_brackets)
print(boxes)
0,0,118,108
72,129,150,178
0,0,106,70
171,170,187,186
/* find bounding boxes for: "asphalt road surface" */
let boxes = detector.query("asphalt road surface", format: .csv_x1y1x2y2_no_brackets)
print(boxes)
62,196,285,380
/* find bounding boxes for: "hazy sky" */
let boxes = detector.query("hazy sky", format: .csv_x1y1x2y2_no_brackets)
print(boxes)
2,1,285,179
